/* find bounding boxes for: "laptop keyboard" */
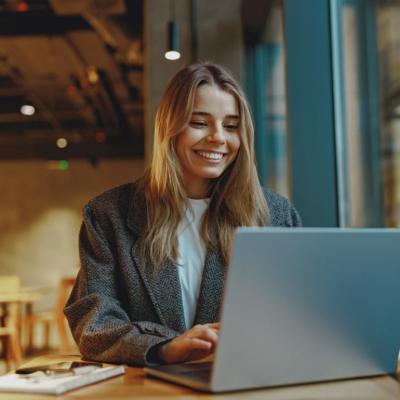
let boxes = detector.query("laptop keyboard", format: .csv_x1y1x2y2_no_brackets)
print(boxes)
178,363,212,371
158,362,212,382
173,363,212,382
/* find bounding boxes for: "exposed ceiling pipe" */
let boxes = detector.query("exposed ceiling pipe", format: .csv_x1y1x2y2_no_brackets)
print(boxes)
81,9,119,50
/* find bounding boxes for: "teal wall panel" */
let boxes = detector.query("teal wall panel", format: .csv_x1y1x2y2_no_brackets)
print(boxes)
284,0,339,226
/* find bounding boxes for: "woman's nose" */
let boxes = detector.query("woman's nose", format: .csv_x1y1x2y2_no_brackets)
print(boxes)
207,124,226,143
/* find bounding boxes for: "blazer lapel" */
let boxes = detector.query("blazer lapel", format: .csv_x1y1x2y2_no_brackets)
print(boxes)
194,249,225,325
126,183,186,333
126,181,225,331
131,242,186,333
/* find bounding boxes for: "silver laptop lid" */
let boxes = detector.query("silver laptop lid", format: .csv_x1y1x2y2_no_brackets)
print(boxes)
211,228,400,392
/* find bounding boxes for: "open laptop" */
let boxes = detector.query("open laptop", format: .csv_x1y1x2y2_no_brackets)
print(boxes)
144,228,400,392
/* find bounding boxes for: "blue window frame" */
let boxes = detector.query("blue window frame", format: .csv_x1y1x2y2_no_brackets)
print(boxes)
246,0,384,227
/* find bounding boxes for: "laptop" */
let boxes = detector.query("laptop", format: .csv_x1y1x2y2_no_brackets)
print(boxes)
144,228,400,392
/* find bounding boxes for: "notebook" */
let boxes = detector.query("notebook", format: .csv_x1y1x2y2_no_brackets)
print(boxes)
0,364,125,394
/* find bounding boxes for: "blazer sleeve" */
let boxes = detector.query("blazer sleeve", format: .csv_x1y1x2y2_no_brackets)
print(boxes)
286,201,302,227
64,205,179,366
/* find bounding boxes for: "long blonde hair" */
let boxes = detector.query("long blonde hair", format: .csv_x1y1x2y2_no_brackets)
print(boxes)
139,62,268,272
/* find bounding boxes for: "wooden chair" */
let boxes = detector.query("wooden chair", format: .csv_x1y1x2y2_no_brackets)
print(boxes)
26,277,76,353
0,275,23,371
55,277,76,352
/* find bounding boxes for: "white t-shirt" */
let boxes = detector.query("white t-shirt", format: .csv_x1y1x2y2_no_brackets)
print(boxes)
177,198,209,329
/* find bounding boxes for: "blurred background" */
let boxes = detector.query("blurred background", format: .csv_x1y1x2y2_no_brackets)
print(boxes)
0,0,399,371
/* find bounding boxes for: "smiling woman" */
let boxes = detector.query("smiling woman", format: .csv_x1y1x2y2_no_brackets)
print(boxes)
64,62,302,367
175,84,241,198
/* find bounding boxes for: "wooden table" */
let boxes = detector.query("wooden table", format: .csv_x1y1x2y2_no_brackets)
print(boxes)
0,354,400,399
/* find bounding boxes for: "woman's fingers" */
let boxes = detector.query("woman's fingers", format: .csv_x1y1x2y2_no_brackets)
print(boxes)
201,327,219,343
160,336,212,363
158,323,221,363
186,325,218,354
190,323,220,335
188,328,218,345
204,322,220,330
187,337,212,350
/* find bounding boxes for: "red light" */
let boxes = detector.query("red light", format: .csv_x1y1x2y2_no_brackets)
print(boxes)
17,1,29,12
66,85,77,95
95,131,106,143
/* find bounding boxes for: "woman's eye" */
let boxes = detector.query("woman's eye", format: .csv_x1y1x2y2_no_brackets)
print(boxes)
225,125,239,130
190,121,207,127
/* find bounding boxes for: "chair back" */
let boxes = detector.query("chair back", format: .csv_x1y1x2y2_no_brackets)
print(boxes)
56,277,76,352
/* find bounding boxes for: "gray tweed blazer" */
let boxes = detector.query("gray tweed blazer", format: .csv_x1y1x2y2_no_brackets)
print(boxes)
64,182,301,367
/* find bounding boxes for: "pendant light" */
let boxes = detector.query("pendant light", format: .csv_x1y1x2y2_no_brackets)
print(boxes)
165,0,181,60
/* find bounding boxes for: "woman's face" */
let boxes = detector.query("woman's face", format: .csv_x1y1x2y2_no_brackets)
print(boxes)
175,84,241,199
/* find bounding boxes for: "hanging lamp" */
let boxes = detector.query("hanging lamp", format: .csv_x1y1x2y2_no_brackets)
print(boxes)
165,0,181,60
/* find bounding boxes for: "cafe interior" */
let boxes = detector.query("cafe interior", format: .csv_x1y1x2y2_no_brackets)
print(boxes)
1,0,400,380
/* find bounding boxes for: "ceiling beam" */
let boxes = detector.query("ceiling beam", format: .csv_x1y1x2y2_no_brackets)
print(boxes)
0,111,89,123
0,88,24,96
0,11,91,36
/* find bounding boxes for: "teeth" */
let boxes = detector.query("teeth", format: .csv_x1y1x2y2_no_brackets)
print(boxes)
197,151,224,160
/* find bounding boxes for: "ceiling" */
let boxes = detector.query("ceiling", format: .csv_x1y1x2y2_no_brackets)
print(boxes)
0,0,144,160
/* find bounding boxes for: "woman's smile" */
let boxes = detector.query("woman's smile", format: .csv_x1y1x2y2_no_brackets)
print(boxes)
194,150,226,162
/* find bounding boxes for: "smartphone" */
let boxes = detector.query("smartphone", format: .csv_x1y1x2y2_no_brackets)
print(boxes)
16,361,103,374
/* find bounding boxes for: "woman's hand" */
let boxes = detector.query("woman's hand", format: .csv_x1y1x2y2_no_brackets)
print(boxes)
158,322,220,364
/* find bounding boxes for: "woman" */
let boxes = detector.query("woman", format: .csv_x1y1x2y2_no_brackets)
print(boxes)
65,62,301,367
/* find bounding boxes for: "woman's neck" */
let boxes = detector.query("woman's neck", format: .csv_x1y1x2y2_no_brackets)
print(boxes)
184,177,210,199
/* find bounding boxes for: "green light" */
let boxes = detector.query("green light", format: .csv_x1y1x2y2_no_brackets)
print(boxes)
59,160,69,171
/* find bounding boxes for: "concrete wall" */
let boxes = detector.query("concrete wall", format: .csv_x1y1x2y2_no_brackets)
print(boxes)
0,159,144,310
196,0,243,84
